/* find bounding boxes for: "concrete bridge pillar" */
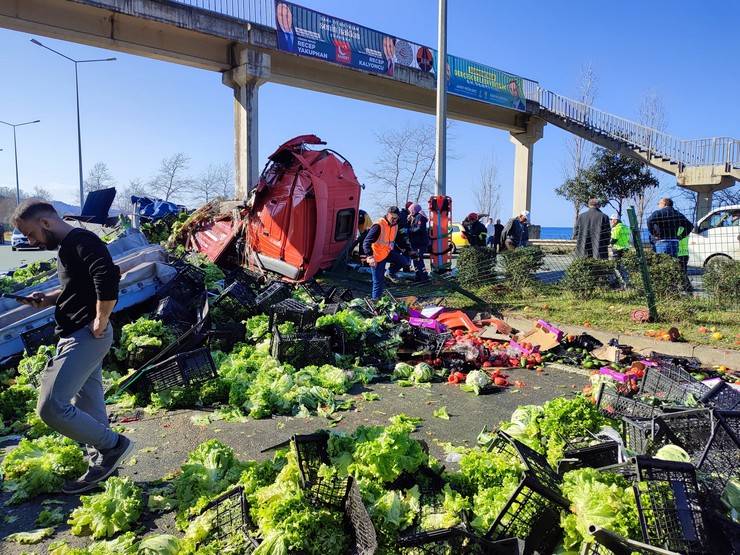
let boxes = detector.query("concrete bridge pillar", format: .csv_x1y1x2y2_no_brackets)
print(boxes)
509,117,545,219
695,190,713,221
222,50,271,200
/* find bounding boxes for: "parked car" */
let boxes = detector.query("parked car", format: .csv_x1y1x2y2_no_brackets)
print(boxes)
688,205,740,268
11,228,36,251
449,223,470,254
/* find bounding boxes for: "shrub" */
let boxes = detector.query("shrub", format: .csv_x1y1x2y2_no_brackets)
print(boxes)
562,258,616,298
622,250,684,299
702,256,740,301
499,246,545,290
457,247,498,289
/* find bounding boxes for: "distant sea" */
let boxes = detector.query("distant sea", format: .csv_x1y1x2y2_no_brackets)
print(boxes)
540,227,573,240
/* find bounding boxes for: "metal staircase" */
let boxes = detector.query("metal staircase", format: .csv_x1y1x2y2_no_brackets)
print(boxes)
533,88,740,186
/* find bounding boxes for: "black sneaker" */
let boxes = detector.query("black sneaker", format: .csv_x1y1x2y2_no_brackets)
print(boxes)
62,435,134,494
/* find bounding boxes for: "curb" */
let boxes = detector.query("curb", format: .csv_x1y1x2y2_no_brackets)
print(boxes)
502,315,740,368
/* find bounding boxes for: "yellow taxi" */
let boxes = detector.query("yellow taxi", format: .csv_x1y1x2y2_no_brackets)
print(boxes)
449,223,469,253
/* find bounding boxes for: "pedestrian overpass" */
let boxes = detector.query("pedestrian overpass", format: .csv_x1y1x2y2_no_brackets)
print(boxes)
1,0,737,219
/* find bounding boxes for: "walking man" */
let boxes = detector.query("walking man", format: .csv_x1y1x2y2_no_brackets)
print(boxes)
647,198,693,257
363,206,410,300
574,199,610,259
13,200,133,493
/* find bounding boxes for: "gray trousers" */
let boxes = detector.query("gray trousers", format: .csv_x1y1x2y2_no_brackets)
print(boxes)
37,323,118,452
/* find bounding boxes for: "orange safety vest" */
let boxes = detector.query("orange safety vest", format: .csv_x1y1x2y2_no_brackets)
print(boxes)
371,217,397,262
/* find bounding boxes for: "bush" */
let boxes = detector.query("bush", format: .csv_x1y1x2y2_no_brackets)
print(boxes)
562,258,616,298
457,247,498,289
703,256,740,301
623,250,684,299
499,246,545,290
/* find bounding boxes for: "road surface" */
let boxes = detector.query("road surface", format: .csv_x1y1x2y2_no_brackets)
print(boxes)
0,245,55,273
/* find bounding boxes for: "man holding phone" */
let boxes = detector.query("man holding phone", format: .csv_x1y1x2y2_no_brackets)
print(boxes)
13,199,132,493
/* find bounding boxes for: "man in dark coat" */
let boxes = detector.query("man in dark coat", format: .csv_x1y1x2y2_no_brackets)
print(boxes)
462,213,487,247
574,199,611,259
646,197,693,258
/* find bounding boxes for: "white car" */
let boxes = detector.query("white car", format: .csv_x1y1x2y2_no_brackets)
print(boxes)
688,205,740,268
10,228,33,251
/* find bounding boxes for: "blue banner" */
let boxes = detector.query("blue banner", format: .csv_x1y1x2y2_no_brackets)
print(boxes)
434,53,527,112
276,1,393,76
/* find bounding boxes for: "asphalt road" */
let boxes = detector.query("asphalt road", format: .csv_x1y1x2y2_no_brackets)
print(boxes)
0,365,589,553
0,245,55,273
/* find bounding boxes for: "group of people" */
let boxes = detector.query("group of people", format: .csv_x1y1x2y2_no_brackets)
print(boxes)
573,196,694,289
462,210,531,252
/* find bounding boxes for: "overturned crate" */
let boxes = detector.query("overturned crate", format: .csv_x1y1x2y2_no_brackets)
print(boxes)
557,432,620,474
268,298,317,330
699,380,740,411
694,410,740,497
596,384,662,420
639,368,710,407
581,525,682,555
255,281,291,311
20,320,56,356
483,431,569,554
134,347,218,394
633,456,709,555
270,325,333,368
192,485,260,552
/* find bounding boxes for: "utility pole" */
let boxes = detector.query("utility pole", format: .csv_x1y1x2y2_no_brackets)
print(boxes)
32,39,116,210
0,120,41,205
434,0,447,196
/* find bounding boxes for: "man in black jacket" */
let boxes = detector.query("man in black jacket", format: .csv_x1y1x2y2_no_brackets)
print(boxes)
462,213,487,247
574,199,611,259
13,200,133,493
646,197,693,258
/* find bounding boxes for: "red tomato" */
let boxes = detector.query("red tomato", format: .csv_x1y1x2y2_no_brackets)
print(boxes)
494,377,508,386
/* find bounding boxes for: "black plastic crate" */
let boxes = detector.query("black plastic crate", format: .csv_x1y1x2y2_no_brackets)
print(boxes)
345,479,379,555
699,380,740,410
225,267,263,291
583,525,683,555
649,352,702,375
398,527,519,555
301,280,328,303
208,322,246,351
137,347,217,394
596,384,662,420
20,320,56,355
223,280,257,308
633,456,709,554
489,431,563,494
292,432,351,510
326,286,355,303
640,368,710,406
651,409,714,459
322,303,344,315
694,410,740,497
270,325,332,368
192,485,259,551
157,264,206,308
558,435,620,474
598,461,638,482
704,509,740,555
482,474,567,554
268,298,317,330
255,281,291,310
156,296,197,332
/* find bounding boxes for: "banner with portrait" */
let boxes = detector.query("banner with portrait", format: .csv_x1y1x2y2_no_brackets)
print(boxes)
275,1,393,76
433,53,527,112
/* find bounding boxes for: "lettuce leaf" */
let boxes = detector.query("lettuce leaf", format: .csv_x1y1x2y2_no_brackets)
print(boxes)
68,476,143,539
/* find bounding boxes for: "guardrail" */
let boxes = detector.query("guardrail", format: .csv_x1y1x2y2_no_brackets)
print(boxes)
537,88,740,170
171,0,275,27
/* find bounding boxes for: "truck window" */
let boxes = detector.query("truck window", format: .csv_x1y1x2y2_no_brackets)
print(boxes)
334,208,355,241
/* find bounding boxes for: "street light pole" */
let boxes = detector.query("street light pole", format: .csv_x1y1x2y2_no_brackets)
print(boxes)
0,119,41,205
31,39,116,210
434,0,447,196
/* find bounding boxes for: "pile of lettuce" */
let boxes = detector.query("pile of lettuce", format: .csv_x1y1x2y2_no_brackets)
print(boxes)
1,435,86,504
0,260,53,293
69,477,143,539
559,468,641,553
113,317,175,363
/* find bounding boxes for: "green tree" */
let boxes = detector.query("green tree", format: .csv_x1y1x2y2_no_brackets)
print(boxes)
584,148,659,218
555,171,594,232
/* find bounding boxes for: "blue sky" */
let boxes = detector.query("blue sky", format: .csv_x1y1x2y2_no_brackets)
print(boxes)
0,0,737,226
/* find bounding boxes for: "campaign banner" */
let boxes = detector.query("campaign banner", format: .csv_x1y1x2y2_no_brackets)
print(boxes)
275,1,393,76
434,53,527,112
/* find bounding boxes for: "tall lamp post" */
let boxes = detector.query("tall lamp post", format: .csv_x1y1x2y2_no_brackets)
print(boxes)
31,39,116,210
0,119,41,205
434,0,447,197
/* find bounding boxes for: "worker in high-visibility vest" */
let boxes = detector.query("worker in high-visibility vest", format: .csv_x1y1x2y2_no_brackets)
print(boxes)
609,214,631,259
362,206,411,300
677,225,692,291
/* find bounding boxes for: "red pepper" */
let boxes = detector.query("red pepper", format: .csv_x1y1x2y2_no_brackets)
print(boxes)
494,376,509,386
447,371,466,384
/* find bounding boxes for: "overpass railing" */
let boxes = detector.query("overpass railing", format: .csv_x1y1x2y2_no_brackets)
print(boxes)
171,0,275,27
537,88,740,170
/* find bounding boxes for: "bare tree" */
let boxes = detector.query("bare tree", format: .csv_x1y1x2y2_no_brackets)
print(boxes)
633,90,668,227
562,63,599,228
368,124,438,212
113,178,147,214
149,153,193,202
31,186,52,200
193,163,234,204
84,162,116,194
475,154,501,218
715,186,740,207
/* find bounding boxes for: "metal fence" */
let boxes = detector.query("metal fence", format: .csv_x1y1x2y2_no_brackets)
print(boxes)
170,0,275,26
